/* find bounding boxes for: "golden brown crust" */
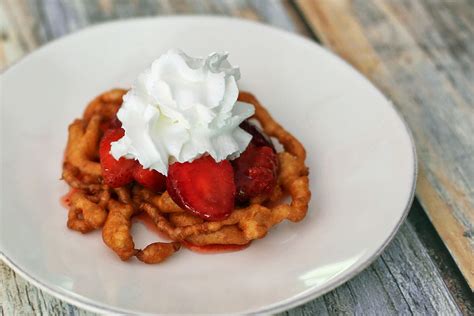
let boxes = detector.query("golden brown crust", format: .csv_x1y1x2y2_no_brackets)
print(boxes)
102,199,137,260
62,163,102,192
65,116,102,177
83,89,126,124
62,89,310,264
136,242,181,264
186,226,248,246
67,190,108,233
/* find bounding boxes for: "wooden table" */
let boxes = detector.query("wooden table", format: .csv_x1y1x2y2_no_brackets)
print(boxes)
1,1,472,315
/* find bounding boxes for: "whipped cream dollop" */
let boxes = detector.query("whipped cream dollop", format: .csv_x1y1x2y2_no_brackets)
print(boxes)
111,49,255,175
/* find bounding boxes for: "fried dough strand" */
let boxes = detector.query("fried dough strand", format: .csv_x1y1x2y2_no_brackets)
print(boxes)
186,226,249,246
102,199,136,260
65,116,102,177
62,89,310,263
83,89,126,123
136,242,181,264
62,163,102,192
113,187,132,205
67,190,109,233
103,199,181,262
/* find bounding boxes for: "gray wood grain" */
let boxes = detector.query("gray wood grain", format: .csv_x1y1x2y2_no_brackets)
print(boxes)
295,0,474,290
0,0,471,315
286,218,461,316
0,262,95,315
357,0,474,276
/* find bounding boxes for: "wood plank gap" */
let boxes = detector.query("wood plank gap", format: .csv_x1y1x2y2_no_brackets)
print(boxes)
288,0,320,43
295,0,474,290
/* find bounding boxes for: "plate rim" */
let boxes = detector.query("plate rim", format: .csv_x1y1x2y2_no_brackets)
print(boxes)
0,15,418,315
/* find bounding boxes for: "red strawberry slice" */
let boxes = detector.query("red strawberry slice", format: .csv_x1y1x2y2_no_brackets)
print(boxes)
133,165,166,193
240,120,275,151
232,144,279,204
99,128,138,187
99,116,122,133
109,116,123,129
167,155,236,221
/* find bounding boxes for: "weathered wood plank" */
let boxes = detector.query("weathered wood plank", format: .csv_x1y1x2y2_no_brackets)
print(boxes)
0,0,311,71
0,0,33,69
295,0,474,290
0,0,469,315
0,261,96,315
409,203,474,314
285,215,462,315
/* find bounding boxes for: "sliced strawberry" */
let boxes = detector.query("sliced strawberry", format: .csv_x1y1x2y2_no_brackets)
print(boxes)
109,116,122,129
133,165,166,193
232,144,279,204
99,121,110,133
99,128,138,187
167,155,236,221
99,116,122,133
240,120,275,151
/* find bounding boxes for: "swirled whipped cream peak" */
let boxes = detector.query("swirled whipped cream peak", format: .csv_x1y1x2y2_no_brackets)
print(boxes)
110,49,255,175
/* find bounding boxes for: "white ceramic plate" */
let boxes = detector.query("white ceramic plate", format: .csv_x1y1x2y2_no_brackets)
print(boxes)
0,17,416,314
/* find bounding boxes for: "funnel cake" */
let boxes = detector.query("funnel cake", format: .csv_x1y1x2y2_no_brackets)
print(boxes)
62,89,310,264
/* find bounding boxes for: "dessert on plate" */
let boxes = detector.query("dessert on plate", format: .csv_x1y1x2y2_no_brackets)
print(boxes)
61,49,310,264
